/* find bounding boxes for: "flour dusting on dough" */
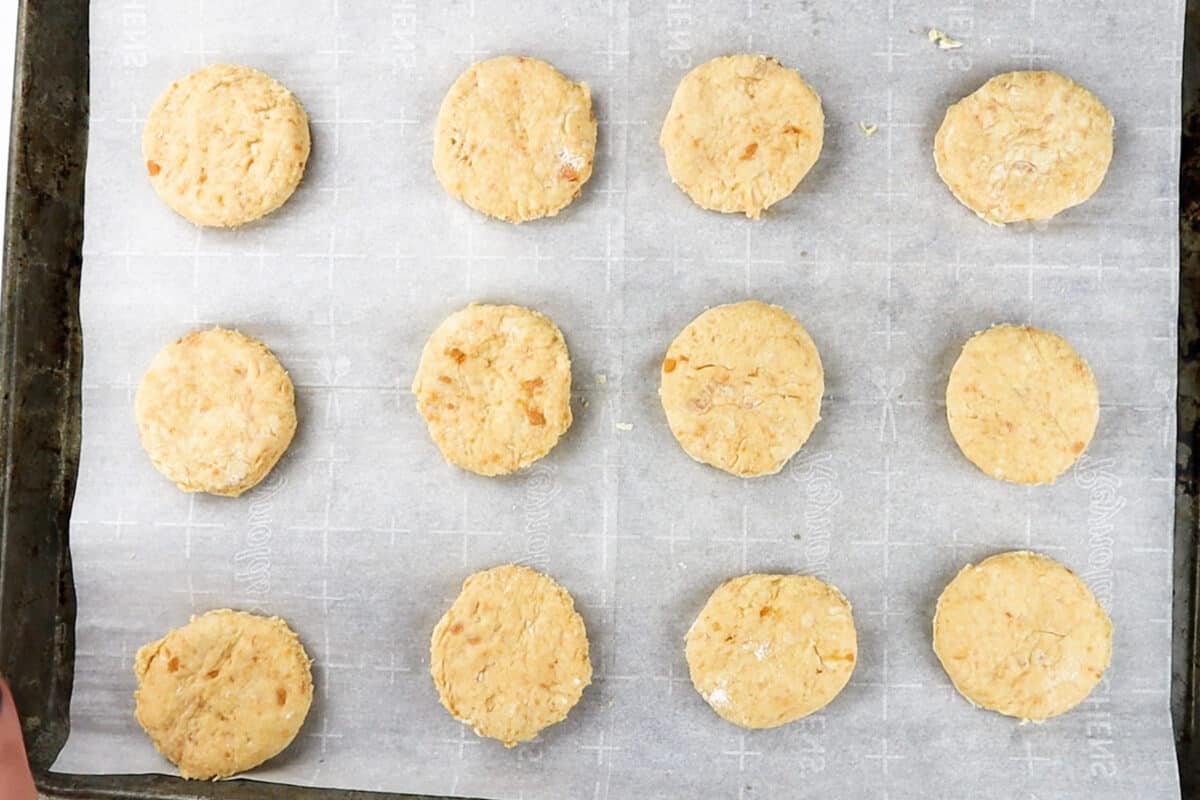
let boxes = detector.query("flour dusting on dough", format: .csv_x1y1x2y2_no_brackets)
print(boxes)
558,148,586,171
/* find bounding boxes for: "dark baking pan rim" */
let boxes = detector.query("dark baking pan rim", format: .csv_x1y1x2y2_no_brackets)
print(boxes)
0,0,1197,798
1177,0,1200,797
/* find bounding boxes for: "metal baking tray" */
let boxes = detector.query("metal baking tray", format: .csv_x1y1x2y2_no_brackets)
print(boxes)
1,0,1197,797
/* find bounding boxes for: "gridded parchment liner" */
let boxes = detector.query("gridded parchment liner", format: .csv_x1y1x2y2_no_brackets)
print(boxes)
57,2,1183,798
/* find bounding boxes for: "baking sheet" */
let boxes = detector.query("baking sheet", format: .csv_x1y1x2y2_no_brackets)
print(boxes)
54,1,1185,798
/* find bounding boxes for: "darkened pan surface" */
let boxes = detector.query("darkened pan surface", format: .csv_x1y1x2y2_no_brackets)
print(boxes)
1177,2,1200,797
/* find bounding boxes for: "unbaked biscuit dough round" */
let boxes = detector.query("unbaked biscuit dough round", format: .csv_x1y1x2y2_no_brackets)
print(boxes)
933,551,1112,721
685,574,857,728
430,564,592,746
934,70,1113,225
659,300,824,477
945,324,1098,485
134,609,313,780
143,64,310,227
412,303,573,476
433,56,597,223
660,54,824,218
135,327,297,497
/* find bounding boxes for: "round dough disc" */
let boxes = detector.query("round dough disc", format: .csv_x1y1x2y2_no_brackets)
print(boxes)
659,300,823,477
143,64,310,227
134,609,313,779
934,70,1113,224
433,56,597,223
685,574,857,728
660,54,824,218
412,303,573,476
430,564,592,746
945,324,1099,485
135,327,297,497
933,551,1113,721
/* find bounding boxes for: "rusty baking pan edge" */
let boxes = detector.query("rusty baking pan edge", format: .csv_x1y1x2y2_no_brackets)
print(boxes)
1177,0,1200,797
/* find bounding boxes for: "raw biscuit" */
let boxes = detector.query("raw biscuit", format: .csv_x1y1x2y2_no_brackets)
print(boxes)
932,550,1112,721
934,70,1114,224
660,54,824,218
135,327,297,497
143,64,310,227
685,574,857,728
659,300,824,477
412,303,572,476
433,56,597,222
430,564,592,746
133,609,313,779
945,324,1098,485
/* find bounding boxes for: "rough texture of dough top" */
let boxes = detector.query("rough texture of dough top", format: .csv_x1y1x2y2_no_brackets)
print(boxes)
135,327,297,497
413,303,573,476
945,323,1099,485
660,300,824,477
934,70,1113,224
134,609,313,779
686,573,857,728
434,56,597,222
660,54,824,218
143,63,310,227
933,551,1112,721
430,564,592,746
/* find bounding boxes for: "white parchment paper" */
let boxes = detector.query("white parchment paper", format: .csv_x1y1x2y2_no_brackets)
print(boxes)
56,2,1184,798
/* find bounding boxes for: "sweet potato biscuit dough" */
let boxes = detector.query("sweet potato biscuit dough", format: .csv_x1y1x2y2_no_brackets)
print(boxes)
433,55,597,222
430,564,592,746
134,609,313,779
412,303,573,476
685,574,857,728
143,64,310,227
934,70,1114,224
659,300,824,477
932,551,1113,721
135,327,297,497
660,54,824,218
945,324,1099,485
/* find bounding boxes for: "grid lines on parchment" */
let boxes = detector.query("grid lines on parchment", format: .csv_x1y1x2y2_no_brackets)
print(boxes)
580,4,631,799
59,1,1188,798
